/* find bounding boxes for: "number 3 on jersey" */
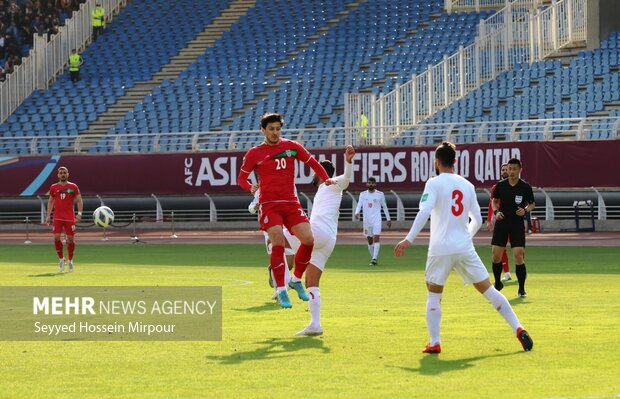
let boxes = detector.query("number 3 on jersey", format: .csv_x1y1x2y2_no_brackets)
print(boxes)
275,158,286,170
451,190,464,216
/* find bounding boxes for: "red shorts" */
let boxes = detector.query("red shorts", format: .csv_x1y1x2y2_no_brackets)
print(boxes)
259,201,309,232
52,219,76,236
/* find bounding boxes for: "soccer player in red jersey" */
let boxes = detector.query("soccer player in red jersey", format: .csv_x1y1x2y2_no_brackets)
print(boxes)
45,166,83,272
487,163,511,290
238,113,335,308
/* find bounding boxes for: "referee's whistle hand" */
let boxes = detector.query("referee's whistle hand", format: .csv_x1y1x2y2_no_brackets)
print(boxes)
496,212,505,221
516,207,526,216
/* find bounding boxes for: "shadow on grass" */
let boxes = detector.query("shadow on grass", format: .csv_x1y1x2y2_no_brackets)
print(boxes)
391,351,520,375
27,272,65,277
206,337,330,365
508,297,529,306
231,301,281,313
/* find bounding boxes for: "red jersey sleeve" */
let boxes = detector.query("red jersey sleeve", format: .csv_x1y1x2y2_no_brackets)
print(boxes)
487,183,496,223
238,149,257,192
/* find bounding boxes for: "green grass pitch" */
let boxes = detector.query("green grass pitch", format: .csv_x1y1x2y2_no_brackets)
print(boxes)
0,243,619,398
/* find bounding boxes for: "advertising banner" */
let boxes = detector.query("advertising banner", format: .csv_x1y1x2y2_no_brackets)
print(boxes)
1,140,618,196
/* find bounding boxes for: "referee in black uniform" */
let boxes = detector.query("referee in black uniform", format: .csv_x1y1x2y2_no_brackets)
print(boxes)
491,158,535,298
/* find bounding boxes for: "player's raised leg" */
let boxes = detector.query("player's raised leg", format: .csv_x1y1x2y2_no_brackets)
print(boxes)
288,222,312,301
473,278,533,351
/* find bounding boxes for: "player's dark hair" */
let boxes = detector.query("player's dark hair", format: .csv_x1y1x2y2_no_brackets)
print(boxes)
435,141,456,167
367,177,376,183
260,113,284,129
507,158,522,168
320,160,335,178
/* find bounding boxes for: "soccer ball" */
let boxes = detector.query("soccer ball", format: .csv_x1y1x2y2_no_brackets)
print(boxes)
93,206,114,228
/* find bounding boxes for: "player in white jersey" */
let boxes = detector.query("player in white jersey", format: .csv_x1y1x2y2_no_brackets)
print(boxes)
355,177,391,266
394,142,533,354
285,146,355,336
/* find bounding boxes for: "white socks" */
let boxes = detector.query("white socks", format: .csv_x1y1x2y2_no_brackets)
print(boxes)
426,292,442,345
307,287,321,327
372,243,380,259
367,244,373,257
483,286,521,333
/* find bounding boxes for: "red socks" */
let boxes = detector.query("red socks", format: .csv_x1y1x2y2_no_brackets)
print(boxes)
54,239,64,259
271,245,286,287
293,243,313,279
67,242,75,261
502,250,509,273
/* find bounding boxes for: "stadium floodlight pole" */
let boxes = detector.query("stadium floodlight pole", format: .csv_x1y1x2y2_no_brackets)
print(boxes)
24,217,32,244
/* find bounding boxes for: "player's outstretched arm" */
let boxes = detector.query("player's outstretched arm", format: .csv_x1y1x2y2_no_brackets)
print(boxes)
305,156,331,184
333,146,355,189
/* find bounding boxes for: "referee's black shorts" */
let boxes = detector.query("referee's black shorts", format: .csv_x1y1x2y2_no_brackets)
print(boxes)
491,218,526,247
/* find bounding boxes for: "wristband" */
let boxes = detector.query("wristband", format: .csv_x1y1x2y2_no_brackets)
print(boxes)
77,212,82,216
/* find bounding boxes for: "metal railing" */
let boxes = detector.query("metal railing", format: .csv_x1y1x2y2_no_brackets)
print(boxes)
1,117,618,155
445,0,544,13
346,0,586,131
0,0,126,125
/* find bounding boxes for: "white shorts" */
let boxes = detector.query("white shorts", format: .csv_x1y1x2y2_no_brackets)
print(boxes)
363,222,382,237
425,249,489,286
284,224,336,271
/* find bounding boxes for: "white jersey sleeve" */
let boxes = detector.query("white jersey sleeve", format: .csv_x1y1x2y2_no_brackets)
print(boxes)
380,192,391,221
335,161,352,190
